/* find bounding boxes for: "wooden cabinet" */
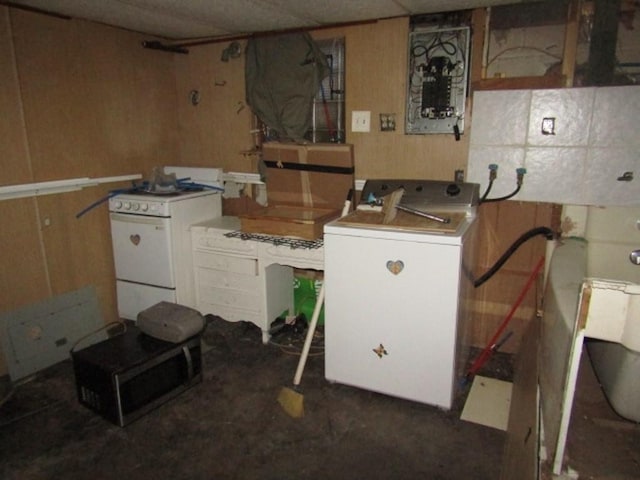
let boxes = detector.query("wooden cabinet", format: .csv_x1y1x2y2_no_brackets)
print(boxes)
191,216,293,344
191,217,265,335
193,250,263,325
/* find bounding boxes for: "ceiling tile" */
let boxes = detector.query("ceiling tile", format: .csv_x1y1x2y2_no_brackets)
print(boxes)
6,0,531,39
264,0,410,25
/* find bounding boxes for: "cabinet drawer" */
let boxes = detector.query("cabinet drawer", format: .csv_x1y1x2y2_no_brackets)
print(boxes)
193,233,258,256
198,285,261,313
193,251,257,275
196,267,258,291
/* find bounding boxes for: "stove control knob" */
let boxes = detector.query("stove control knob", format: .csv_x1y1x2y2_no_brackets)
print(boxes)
140,203,149,212
123,202,131,210
114,201,123,209
131,203,140,211
445,183,461,197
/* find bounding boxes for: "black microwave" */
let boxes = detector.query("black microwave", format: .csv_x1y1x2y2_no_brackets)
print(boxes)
71,326,202,427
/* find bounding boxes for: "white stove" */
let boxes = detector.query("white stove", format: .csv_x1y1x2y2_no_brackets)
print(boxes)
323,179,479,409
109,167,223,320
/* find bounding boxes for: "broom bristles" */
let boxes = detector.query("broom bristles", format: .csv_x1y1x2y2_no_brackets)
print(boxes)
278,386,304,418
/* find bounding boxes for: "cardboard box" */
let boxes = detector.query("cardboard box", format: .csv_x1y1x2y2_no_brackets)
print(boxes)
239,142,354,240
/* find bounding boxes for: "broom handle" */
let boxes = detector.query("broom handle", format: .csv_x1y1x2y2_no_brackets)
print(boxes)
292,190,352,387
293,282,325,386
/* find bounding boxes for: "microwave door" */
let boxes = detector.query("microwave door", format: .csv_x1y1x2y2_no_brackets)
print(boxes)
113,337,201,426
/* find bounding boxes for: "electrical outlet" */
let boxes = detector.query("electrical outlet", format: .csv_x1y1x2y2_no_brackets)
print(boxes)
380,113,396,132
541,117,556,135
351,111,371,132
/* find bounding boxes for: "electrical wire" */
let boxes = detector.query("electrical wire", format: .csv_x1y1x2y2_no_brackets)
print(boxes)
69,321,127,354
0,375,62,427
407,28,467,129
0,384,15,410
1,374,40,409
269,329,325,357
486,46,562,68
1,322,127,417
0,399,65,428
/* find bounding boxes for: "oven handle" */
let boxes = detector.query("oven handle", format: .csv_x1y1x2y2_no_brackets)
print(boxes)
110,212,169,226
182,345,194,381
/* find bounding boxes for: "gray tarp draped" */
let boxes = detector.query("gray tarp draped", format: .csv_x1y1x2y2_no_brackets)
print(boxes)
245,32,329,143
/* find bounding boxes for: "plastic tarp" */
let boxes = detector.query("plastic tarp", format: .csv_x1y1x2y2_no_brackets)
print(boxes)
245,32,329,142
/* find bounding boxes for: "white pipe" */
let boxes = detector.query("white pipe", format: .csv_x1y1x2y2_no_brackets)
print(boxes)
0,174,142,201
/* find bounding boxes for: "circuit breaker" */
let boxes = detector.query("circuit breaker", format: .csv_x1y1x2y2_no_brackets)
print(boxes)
406,26,470,135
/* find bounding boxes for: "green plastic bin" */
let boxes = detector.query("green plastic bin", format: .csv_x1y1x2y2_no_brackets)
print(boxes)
293,276,324,326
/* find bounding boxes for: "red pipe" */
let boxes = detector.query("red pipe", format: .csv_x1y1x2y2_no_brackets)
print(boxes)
465,255,545,380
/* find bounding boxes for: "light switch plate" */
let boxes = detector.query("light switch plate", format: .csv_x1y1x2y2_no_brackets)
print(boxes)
352,110,371,132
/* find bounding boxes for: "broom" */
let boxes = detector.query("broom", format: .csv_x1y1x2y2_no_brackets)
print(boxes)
278,191,352,418
277,282,325,418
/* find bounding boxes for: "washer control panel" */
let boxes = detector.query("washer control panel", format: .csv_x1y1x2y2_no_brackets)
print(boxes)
360,179,479,210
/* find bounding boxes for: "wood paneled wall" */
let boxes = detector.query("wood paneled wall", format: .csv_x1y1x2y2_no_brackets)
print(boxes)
321,18,471,180
0,7,180,375
472,201,560,353
174,42,256,171
173,17,473,180
1,9,554,375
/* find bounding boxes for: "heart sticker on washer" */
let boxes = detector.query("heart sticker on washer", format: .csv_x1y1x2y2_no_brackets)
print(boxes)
386,260,404,275
130,234,141,246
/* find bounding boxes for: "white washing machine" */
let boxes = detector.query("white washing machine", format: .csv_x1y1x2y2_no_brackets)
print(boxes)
323,179,479,409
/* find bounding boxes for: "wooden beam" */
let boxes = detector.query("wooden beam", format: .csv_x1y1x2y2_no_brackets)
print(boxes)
585,0,622,85
562,0,581,87
470,8,489,87
472,74,566,91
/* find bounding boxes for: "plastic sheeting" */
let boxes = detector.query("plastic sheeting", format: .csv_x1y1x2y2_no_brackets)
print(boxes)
245,32,329,142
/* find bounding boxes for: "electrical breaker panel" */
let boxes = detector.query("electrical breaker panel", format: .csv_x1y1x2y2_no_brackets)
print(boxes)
406,26,470,135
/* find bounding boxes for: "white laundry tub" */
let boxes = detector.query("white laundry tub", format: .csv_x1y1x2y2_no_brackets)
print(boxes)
541,206,640,475
580,206,640,422
545,205,640,423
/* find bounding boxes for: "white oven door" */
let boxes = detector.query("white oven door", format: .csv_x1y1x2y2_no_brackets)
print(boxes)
110,213,175,288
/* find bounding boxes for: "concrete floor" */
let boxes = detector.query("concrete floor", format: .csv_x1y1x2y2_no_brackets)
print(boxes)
1,317,507,480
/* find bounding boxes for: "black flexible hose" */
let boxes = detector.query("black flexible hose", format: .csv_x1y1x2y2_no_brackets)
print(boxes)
474,226,556,288
480,183,521,203
479,178,494,203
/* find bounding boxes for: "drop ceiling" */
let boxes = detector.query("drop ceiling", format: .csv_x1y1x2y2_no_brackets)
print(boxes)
5,0,533,40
